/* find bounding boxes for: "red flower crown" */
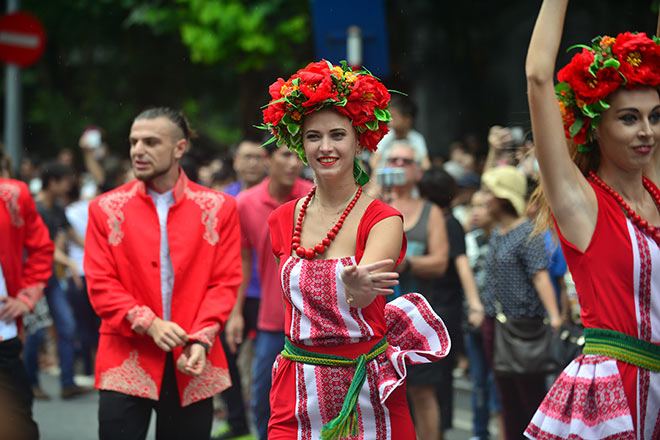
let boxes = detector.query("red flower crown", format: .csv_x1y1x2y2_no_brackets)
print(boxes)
556,32,660,151
261,60,391,184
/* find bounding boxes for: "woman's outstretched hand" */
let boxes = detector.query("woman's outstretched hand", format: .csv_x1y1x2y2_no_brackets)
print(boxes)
341,259,399,308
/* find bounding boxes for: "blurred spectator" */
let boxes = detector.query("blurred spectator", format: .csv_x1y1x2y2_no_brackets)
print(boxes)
448,141,478,174
57,148,75,168
480,166,560,439
444,160,482,228
483,126,523,171
370,94,430,171
214,137,267,440
65,182,99,381
384,144,449,440
19,154,42,194
224,138,267,195
24,161,90,400
198,158,224,188
210,167,237,193
417,167,479,437
464,190,504,440
223,142,311,440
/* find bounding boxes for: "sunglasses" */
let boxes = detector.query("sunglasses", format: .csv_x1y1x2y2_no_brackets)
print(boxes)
386,157,416,166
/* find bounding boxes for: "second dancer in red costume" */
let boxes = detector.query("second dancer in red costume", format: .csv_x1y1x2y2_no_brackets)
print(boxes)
262,61,451,440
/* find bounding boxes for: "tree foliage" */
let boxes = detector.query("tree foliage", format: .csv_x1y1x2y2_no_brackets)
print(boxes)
15,0,311,164
128,0,308,71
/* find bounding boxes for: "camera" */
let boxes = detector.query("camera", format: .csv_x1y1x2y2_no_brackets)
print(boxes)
375,167,407,187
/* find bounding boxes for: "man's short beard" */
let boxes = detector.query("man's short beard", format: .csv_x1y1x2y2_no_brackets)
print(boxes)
134,160,173,183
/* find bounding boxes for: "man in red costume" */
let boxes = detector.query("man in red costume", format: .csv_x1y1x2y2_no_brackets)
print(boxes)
84,108,242,440
0,149,54,440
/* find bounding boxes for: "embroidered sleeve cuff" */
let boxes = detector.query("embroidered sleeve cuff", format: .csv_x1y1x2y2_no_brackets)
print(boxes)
16,284,45,312
188,324,220,349
125,305,156,334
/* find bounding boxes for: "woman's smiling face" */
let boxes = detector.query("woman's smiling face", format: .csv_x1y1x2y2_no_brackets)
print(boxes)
302,108,359,182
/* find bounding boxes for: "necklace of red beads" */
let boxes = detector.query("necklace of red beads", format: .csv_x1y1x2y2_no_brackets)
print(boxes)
292,185,362,260
588,170,660,244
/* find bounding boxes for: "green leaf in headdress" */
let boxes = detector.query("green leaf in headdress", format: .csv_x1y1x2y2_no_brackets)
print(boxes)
566,44,592,53
286,122,300,136
602,58,620,69
581,104,599,119
569,117,584,138
374,108,391,122
365,120,379,131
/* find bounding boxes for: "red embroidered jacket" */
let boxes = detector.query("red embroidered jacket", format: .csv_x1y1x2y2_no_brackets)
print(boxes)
84,172,242,406
0,178,53,324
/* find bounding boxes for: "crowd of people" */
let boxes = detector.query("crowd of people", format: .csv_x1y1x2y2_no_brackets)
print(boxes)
1,1,659,439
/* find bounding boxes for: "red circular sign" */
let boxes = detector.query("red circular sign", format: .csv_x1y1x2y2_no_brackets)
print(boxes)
0,11,46,67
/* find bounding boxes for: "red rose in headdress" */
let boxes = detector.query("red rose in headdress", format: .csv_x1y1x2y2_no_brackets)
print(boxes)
359,124,389,152
557,49,622,104
338,76,391,125
612,32,660,87
263,101,286,127
297,61,336,108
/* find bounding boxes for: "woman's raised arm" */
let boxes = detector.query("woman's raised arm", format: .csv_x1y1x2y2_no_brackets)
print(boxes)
526,0,597,250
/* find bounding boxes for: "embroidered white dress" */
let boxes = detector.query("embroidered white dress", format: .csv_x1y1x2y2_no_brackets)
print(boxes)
526,181,660,440
267,199,451,440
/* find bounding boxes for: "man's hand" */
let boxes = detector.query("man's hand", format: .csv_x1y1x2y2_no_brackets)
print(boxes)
0,297,29,322
146,317,188,352
224,311,244,354
177,343,206,377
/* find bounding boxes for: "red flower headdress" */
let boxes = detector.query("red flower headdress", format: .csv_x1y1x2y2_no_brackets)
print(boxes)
262,60,392,184
556,33,660,151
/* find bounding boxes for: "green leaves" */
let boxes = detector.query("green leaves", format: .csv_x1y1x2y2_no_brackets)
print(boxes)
374,108,391,122
569,118,584,138
127,0,309,70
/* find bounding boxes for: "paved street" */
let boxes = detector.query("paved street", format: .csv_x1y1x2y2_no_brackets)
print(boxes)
33,372,491,440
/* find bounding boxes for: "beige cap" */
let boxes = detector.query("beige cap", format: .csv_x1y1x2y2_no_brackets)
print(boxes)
481,166,527,216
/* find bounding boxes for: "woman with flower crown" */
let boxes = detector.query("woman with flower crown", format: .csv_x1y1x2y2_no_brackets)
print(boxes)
525,1,660,439
261,61,451,440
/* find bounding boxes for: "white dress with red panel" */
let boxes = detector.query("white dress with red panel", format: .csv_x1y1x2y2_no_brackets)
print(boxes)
526,180,660,440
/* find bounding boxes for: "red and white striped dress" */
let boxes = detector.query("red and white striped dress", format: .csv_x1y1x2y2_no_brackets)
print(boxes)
267,198,451,440
526,180,660,440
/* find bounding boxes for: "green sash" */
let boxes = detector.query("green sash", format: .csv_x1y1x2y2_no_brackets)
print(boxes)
583,328,660,372
281,337,389,440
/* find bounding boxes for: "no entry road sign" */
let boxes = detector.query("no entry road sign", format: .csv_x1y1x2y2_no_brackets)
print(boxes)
0,11,45,67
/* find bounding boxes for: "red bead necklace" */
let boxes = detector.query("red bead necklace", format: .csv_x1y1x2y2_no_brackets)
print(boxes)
588,170,660,245
292,185,362,260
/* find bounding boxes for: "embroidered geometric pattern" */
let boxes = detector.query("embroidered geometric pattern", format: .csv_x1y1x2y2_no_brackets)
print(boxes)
183,187,224,246
525,355,636,439
366,361,388,440
98,184,138,246
299,259,349,344
181,362,231,406
0,182,24,227
125,305,156,334
98,351,159,400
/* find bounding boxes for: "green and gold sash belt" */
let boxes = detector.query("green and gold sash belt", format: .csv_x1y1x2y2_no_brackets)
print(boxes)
583,328,660,372
281,337,389,440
